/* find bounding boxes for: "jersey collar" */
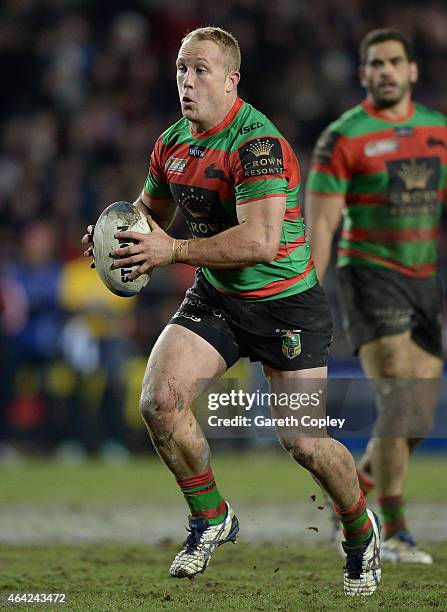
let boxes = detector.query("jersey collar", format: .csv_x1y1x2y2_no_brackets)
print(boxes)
190,97,244,139
362,98,414,122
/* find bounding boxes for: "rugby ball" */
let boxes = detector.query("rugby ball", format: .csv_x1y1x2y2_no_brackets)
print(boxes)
93,201,151,297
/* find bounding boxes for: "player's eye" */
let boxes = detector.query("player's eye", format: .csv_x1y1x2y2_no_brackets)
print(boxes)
196,67,207,74
177,64,186,73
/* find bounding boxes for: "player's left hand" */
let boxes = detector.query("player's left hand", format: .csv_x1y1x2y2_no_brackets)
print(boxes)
111,216,174,279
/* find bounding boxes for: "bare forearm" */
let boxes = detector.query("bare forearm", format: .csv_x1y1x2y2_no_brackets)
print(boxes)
311,237,333,283
307,213,339,283
174,223,277,268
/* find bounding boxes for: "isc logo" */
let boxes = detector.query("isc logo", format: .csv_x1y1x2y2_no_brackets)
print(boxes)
116,225,134,283
239,121,264,135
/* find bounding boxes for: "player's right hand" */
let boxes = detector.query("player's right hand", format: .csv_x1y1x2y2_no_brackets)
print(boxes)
82,224,96,268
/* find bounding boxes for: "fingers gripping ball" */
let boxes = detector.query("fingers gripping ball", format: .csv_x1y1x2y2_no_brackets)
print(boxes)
93,201,151,297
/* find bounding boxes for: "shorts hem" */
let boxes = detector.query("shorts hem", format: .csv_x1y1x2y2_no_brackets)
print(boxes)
259,358,328,371
169,317,240,369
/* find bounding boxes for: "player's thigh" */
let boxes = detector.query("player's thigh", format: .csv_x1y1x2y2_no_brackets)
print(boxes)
359,331,413,378
408,340,443,378
264,365,329,444
143,323,228,407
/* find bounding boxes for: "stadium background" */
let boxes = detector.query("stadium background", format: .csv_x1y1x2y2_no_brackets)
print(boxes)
1,0,445,459
1,1,446,608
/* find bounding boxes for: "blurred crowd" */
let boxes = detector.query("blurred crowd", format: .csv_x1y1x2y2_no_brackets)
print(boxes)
1,0,446,459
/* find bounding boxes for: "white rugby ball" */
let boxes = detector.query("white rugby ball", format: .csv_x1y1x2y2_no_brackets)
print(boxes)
93,201,151,297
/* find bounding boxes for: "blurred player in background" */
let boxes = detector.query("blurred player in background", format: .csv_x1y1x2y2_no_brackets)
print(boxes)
306,28,445,564
84,27,381,595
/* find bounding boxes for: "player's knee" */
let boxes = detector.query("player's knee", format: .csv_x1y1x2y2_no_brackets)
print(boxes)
375,339,411,377
139,387,175,428
283,437,318,469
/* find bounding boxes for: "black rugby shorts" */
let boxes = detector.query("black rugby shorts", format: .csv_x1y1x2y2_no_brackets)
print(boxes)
169,270,333,371
336,265,444,358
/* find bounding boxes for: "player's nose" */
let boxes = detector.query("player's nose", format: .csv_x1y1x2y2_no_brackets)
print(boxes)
183,68,194,88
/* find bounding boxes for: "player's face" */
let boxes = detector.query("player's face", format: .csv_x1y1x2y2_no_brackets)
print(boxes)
176,40,239,132
360,40,418,109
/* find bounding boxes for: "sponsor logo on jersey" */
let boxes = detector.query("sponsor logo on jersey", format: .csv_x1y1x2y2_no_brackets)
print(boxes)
204,164,227,181
165,157,188,173
364,138,399,157
188,145,206,158
239,121,264,135
239,137,284,177
170,184,234,237
312,129,341,164
394,126,414,137
175,186,212,217
387,156,440,215
280,330,301,359
426,136,446,148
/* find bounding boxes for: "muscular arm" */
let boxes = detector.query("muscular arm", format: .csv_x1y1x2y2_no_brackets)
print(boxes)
305,192,344,283
175,196,285,268
113,196,286,277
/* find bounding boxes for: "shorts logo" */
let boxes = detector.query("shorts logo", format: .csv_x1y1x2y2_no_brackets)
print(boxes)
239,137,284,177
176,310,202,322
364,138,399,157
281,330,301,359
165,157,188,173
189,145,206,158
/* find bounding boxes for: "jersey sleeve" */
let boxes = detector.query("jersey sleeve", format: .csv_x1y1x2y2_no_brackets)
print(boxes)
307,128,351,195
143,136,172,199
230,136,293,205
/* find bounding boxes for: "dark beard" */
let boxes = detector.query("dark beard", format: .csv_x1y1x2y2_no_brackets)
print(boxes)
370,82,411,110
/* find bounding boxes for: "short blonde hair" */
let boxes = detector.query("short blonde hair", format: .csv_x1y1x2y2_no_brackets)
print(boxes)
181,27,241,73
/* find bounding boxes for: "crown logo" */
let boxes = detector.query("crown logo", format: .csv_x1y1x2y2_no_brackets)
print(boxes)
397,159,433,190
180,188,211,218
247,139,274,157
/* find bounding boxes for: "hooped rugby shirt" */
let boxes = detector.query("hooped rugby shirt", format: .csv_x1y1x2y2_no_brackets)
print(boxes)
144,97,317,299
307,100,447,277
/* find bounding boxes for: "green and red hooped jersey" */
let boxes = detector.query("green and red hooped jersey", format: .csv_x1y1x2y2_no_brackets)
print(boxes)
307,100,447,277
144,97,317,300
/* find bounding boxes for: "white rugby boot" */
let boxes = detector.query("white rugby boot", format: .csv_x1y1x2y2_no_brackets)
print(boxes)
169,502,239,578
342,509,382,596
381,531,433,564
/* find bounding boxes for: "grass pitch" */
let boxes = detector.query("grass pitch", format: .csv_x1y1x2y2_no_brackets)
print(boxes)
1,452,446,610
2,542,447,610
1,452,446,505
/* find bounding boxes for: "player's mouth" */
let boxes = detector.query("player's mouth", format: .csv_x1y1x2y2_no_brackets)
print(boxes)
377,81,397,94
182,96,195,105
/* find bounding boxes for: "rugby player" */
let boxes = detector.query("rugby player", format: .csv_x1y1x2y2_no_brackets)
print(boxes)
306,28,445,564
84,27,381,595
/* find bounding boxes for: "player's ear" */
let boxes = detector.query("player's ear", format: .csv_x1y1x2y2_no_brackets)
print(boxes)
409,61,418,85
226,70,240,93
